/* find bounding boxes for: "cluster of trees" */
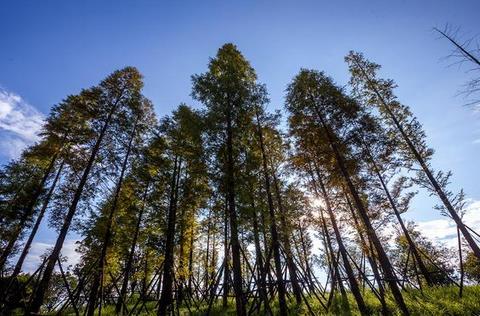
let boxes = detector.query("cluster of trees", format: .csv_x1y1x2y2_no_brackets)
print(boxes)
0,44,479,315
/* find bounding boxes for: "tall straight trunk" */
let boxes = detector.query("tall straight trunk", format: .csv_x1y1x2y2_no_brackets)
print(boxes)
271,172,303,305
87,119,139,316
204,210,212,293
116,182,149,314
210,222,217,298
142,254,148,299
362,142,433,286
352,58,480,259
176,199,187,306
255,112,288,316
313,174,367,315
306,162,346,302
187,228,195,297
0,151,59,270
297,222,315,293
158,156,182,316
344,194,388,314
28,96,122,314
222,199,230,308
225,109,246,316
11,160,65,279
251,202,271,314
315,109,410,315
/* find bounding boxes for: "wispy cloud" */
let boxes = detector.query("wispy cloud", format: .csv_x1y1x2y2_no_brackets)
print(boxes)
0,87,44,160
21,239,81,273
417,200,480,248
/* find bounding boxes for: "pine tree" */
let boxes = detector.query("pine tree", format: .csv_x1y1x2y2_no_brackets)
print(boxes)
346,52,480,260
28,67,145,314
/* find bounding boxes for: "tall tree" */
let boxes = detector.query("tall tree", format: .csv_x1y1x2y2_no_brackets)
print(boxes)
28,67,145,314
286,69,409,315
192,43,263,316
346,52,480,259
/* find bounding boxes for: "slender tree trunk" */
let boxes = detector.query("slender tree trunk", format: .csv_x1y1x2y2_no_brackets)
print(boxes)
252,202,271,314
314,174,368,315
187,228,194,297
225,108,246,316
362,142,433,286
116,182,149,314
457,227,464,297
344,193,388,314
177,205,186,307
352,58,480,259
297,223,315,294
315,108,410,315
205,210,212,293
210,222,218,299
271,172,303,305
0,152,59,270
222,199,230,308
87,119,139,316
255,112,288,316
11,160,65,279
157,156,182,316
28,96,122,314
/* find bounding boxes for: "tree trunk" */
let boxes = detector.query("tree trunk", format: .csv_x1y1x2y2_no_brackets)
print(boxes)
313,173,367,315
87,118,139,316
271,172,303,305
0,152,58,270
222,199,230,308
252,202,271,314
255,112,288,316
345,193,388,314
157,156,182,316
116,182,149,314
362,142,433,286
28,97,121,314
225,108,246,316
11,160,65,279
315,108,410,315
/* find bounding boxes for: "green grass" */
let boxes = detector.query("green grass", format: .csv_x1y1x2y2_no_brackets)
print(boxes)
31,285,480,315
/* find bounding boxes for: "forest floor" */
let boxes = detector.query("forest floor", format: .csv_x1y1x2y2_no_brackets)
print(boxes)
31,285,480,315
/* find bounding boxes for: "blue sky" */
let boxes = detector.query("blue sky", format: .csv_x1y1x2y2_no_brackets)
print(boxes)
1,0,479,269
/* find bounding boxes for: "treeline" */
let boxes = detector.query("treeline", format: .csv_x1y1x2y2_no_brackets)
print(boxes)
1,44,479,315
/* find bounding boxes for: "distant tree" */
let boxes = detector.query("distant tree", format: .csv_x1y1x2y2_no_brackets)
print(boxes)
464,251,480,283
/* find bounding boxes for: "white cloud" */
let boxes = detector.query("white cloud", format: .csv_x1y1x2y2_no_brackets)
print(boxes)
0,87,44,159
21,239,81,273
416,200,480,248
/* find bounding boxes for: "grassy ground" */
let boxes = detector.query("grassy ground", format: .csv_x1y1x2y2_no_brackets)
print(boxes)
27,285,480,315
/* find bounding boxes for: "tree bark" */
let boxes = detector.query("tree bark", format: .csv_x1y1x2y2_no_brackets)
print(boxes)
157,156,182,316
225,108,246,316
